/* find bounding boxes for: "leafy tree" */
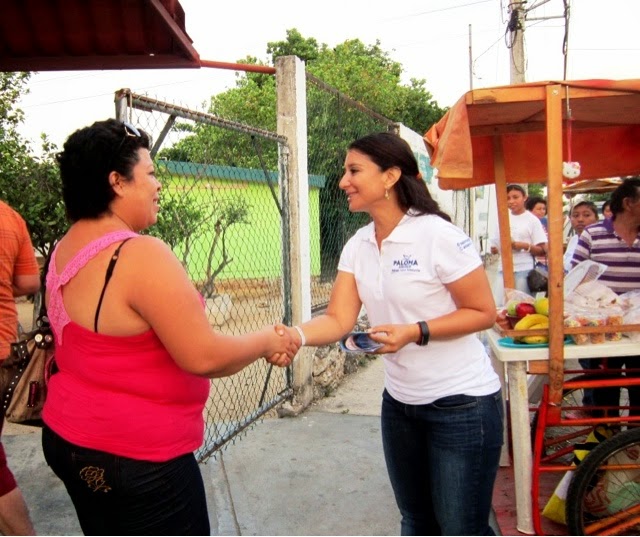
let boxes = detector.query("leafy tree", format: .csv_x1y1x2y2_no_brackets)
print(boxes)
2,138,69,262
1,72,32,195
198,197,250,298
0,72,69,262
267,29,320,64
528,183,545,199
145,193,204,267
165,29,446,166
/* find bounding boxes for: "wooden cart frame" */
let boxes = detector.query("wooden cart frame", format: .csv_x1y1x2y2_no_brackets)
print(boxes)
424,79,640,534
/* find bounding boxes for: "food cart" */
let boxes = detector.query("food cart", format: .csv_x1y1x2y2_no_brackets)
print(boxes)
424,79,640,534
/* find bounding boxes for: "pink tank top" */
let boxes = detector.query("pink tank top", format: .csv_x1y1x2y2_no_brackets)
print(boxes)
43,231,210,462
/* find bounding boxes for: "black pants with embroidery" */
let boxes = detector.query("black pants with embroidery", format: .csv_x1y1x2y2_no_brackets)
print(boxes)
42,425,209,536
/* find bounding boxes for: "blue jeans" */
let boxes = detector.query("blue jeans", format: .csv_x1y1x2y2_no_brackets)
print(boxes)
381,389,504,536
41,426,209,535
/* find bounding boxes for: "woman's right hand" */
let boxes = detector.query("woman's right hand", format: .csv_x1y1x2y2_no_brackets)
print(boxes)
262,324,300,367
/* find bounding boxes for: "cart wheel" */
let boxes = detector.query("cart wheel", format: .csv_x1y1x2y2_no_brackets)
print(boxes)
566,426,640,535
531,375,607,463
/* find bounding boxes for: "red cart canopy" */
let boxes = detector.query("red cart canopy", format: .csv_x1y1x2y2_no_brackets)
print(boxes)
424,79,640,190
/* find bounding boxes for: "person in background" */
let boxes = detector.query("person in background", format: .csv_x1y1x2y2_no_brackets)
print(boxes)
281,132,503,535
525,196,548,231
0,200,39,536
570,177,640,416
489,184,548,302
41,119,299,535
563,200,599,272
601,198,612,220
526,195,549,269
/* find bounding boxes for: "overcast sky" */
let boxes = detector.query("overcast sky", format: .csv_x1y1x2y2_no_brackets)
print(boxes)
15,0,640,150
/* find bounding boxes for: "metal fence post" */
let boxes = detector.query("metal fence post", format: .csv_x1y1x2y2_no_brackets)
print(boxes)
276,55,314,410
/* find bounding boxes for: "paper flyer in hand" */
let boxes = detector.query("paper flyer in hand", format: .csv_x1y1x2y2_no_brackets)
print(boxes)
339,332,383,353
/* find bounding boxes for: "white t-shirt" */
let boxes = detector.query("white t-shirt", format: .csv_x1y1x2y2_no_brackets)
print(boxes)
338,213,501,405
489,210,548,272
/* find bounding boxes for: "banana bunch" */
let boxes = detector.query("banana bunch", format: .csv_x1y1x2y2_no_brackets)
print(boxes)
513,313,549,344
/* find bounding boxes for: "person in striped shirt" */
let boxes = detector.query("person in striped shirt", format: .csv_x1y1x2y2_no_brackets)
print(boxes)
570,177,640,416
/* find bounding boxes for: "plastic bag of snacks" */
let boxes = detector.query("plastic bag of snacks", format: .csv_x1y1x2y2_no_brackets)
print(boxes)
563,308,610,345
623,307,640,343
605,306,625,342
564,314,590,345
618,289,640,310
565,281,620,310
584,312,607,344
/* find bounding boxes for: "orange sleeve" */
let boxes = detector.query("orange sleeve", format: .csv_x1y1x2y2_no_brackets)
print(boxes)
13,215,39,277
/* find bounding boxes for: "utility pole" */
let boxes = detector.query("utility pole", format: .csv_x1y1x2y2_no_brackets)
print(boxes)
507,0,568,84
508,1,527,84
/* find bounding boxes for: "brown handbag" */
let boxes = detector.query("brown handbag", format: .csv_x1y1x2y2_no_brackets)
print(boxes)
2,254,56,426
1,314,56,425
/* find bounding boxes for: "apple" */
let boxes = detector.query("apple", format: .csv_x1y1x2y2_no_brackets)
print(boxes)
515,302,536,319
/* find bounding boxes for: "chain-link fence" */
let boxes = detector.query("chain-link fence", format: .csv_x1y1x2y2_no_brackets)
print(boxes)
116,90,292,461
305,74,397,311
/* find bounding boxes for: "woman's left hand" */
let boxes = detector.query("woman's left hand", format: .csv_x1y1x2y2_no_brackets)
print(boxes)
368,323,420,353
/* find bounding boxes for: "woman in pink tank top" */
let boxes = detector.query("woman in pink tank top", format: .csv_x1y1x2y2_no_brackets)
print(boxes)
42,119,300,535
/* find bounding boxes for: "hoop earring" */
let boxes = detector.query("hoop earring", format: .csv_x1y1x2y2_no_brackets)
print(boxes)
384,189,390,200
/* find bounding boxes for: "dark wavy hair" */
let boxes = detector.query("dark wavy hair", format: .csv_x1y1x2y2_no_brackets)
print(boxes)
56,118,151,222
525,196,546,212
347,132,450,222
609,177,640,219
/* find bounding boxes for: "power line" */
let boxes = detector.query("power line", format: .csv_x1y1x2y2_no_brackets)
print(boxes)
412,0,494,16
20,78,209,109
390,0,494,20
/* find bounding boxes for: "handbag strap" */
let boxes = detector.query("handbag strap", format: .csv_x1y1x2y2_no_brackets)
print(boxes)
94,238,132,333
37,253,52,326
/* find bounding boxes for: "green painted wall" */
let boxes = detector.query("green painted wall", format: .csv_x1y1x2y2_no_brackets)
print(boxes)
156,161,323,283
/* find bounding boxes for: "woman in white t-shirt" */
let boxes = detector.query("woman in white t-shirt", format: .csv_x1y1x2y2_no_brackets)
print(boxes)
489,184,548,303
281,132,503,535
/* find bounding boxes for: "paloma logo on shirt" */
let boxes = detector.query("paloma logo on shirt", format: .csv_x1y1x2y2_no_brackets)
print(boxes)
392,254,419,273
457,237,473,251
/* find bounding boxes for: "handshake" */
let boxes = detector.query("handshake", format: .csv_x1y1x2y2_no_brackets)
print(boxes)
262,323,304,368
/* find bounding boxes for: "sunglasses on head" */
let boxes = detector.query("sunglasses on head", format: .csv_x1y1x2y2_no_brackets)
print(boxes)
111,121,142,168
122,121,141,138
112,121,142,171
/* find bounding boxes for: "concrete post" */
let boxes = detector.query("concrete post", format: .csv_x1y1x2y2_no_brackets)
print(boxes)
276,55,314,412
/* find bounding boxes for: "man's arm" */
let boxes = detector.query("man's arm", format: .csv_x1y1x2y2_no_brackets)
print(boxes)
13,273,40,298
